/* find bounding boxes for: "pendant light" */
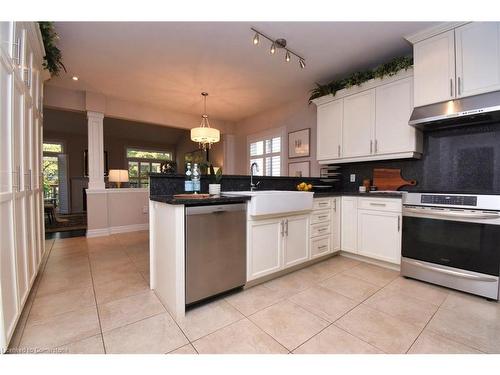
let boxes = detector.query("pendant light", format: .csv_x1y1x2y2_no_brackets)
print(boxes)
190,92,220,150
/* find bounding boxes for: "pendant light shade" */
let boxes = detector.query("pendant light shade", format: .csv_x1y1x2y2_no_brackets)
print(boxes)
190,93,220,150
253,32,259,45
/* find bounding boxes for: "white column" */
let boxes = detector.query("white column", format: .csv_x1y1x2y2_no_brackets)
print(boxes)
87,111,105,190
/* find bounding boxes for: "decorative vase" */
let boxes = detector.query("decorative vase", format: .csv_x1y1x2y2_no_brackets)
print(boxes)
208,184,221,196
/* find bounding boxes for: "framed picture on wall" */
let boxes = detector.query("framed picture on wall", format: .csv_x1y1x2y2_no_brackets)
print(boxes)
288,128,310,158
288,161,310,177
83,150,109,177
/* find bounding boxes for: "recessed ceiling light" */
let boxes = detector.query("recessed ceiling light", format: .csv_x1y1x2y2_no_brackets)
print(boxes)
72,76,79,81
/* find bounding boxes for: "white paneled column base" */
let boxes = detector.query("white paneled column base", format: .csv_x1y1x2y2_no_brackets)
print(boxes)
87,111,105,190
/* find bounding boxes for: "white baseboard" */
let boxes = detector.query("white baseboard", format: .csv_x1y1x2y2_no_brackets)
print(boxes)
109,223,149,234
86,223,149,238
340,251,401,272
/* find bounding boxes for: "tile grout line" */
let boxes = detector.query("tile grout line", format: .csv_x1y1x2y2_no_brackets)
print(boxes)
86,243,107,354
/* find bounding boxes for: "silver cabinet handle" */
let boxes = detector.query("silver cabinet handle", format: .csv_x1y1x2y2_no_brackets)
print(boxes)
318,215,328,219
280,220,284,237
28,169,32,190
404,207,500,220
370,140,373,154
319,202,328,207
458,76,461,96
397,216,400,232
318,245,327,250
285,219,288,236
337,145,341,157
333,200,336,211
13,37,21,65
450,78,453,97
374,139,378,153
318,227,327,232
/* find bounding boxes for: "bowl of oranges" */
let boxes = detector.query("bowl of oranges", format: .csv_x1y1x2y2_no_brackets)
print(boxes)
296,182,313,191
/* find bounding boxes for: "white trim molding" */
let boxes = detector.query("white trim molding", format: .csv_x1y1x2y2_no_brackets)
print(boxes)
405,22,470,44
87,223,150,238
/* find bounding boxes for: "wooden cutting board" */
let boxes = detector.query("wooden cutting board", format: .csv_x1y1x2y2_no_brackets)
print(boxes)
173,193,211,199
372,168,417,191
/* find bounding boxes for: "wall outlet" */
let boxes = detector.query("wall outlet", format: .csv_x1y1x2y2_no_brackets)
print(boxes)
142,206,148,214
350,174,356,183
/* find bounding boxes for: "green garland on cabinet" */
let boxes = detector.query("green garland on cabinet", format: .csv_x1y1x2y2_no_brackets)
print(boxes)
38,22,66,76
308,56,413,103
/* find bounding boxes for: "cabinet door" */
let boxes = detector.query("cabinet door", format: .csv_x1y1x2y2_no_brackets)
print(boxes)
414,30,456,107
341,196,358,253
317,99,342,160
332,198,341,251
0,22,13,59
375,77,417,154
357,209,401,264
283,215,309,268
247,218,282,281
342,89,375,158
456,22,500,98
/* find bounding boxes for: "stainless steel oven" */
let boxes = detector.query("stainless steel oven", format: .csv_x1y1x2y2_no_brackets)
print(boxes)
401,193,500,300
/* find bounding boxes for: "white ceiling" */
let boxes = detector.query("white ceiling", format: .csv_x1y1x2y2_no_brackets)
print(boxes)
47,22,438,122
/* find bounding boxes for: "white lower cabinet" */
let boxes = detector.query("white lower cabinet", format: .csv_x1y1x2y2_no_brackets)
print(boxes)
247,218,282,280
340,196,358,253
341,196,402,264
310,197,341,259
357,209,402,264
247,213,309,281
283,215,309,268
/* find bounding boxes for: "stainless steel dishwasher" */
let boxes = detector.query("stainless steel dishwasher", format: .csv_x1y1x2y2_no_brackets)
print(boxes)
185,203,247,305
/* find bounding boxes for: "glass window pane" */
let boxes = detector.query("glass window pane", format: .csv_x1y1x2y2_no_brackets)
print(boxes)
250,141,264,156
271,137,281,153
126,148,171,160
140,163,150,177
43,143,62,153
250,158,264,176
151,162,161,173
266,156,281,176
129,179,139,188
140,178,149,188
128,161,139,178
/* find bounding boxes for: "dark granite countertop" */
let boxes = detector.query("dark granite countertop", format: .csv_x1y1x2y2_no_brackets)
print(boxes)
313,191,404,199
150,194,252,206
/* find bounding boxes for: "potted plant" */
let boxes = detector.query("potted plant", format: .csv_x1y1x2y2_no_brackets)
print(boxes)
208,165,222,196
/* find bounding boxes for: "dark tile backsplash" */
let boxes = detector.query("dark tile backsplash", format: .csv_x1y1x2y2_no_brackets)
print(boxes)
339,123,500,194
149,174,340,196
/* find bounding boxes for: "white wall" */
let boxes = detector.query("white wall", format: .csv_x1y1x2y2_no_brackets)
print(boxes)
233,94,320,177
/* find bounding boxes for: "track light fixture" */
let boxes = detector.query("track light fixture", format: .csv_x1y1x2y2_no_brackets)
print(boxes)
250,27,306,69
253,32,259,45
270,42,276,55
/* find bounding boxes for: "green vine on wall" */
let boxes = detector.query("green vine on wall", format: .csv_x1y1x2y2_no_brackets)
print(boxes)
309,56,413,103
38,22,66,76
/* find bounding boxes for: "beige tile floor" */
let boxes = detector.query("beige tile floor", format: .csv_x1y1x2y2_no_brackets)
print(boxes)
9,231,500,354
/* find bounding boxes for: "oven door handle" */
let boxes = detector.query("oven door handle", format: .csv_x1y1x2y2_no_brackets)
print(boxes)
409,260,498,282
404,207,500,220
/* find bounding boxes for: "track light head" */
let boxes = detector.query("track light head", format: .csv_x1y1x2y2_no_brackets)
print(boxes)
253,32,259,45
270,42,276,55
285,50,291,62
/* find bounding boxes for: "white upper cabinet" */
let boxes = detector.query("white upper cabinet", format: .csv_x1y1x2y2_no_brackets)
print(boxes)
313,69,421,164
375,77,417,154
317,99,342,160
413,30,455,107
0,22,13,58
455,22,500,98
411,22,500,106
342,89,375,158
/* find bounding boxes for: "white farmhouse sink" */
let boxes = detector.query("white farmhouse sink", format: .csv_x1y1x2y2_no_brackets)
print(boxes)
223,190,314,217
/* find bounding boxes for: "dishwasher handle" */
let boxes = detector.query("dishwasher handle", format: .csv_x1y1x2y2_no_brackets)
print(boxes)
186,203,247,216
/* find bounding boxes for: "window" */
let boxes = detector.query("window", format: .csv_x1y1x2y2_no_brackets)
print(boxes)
126,147,172,188
248,134,282,176
42,142,64,206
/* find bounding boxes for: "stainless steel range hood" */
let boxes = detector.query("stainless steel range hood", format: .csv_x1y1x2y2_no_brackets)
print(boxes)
409,91,500,130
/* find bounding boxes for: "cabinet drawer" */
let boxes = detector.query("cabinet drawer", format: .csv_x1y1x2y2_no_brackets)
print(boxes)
358,197,401,213
313,199,332,210
311,235,331,258
311,222,330,237
310,209,331,224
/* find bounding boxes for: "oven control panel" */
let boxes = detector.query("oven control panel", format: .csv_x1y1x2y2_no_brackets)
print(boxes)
421,195,477,206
